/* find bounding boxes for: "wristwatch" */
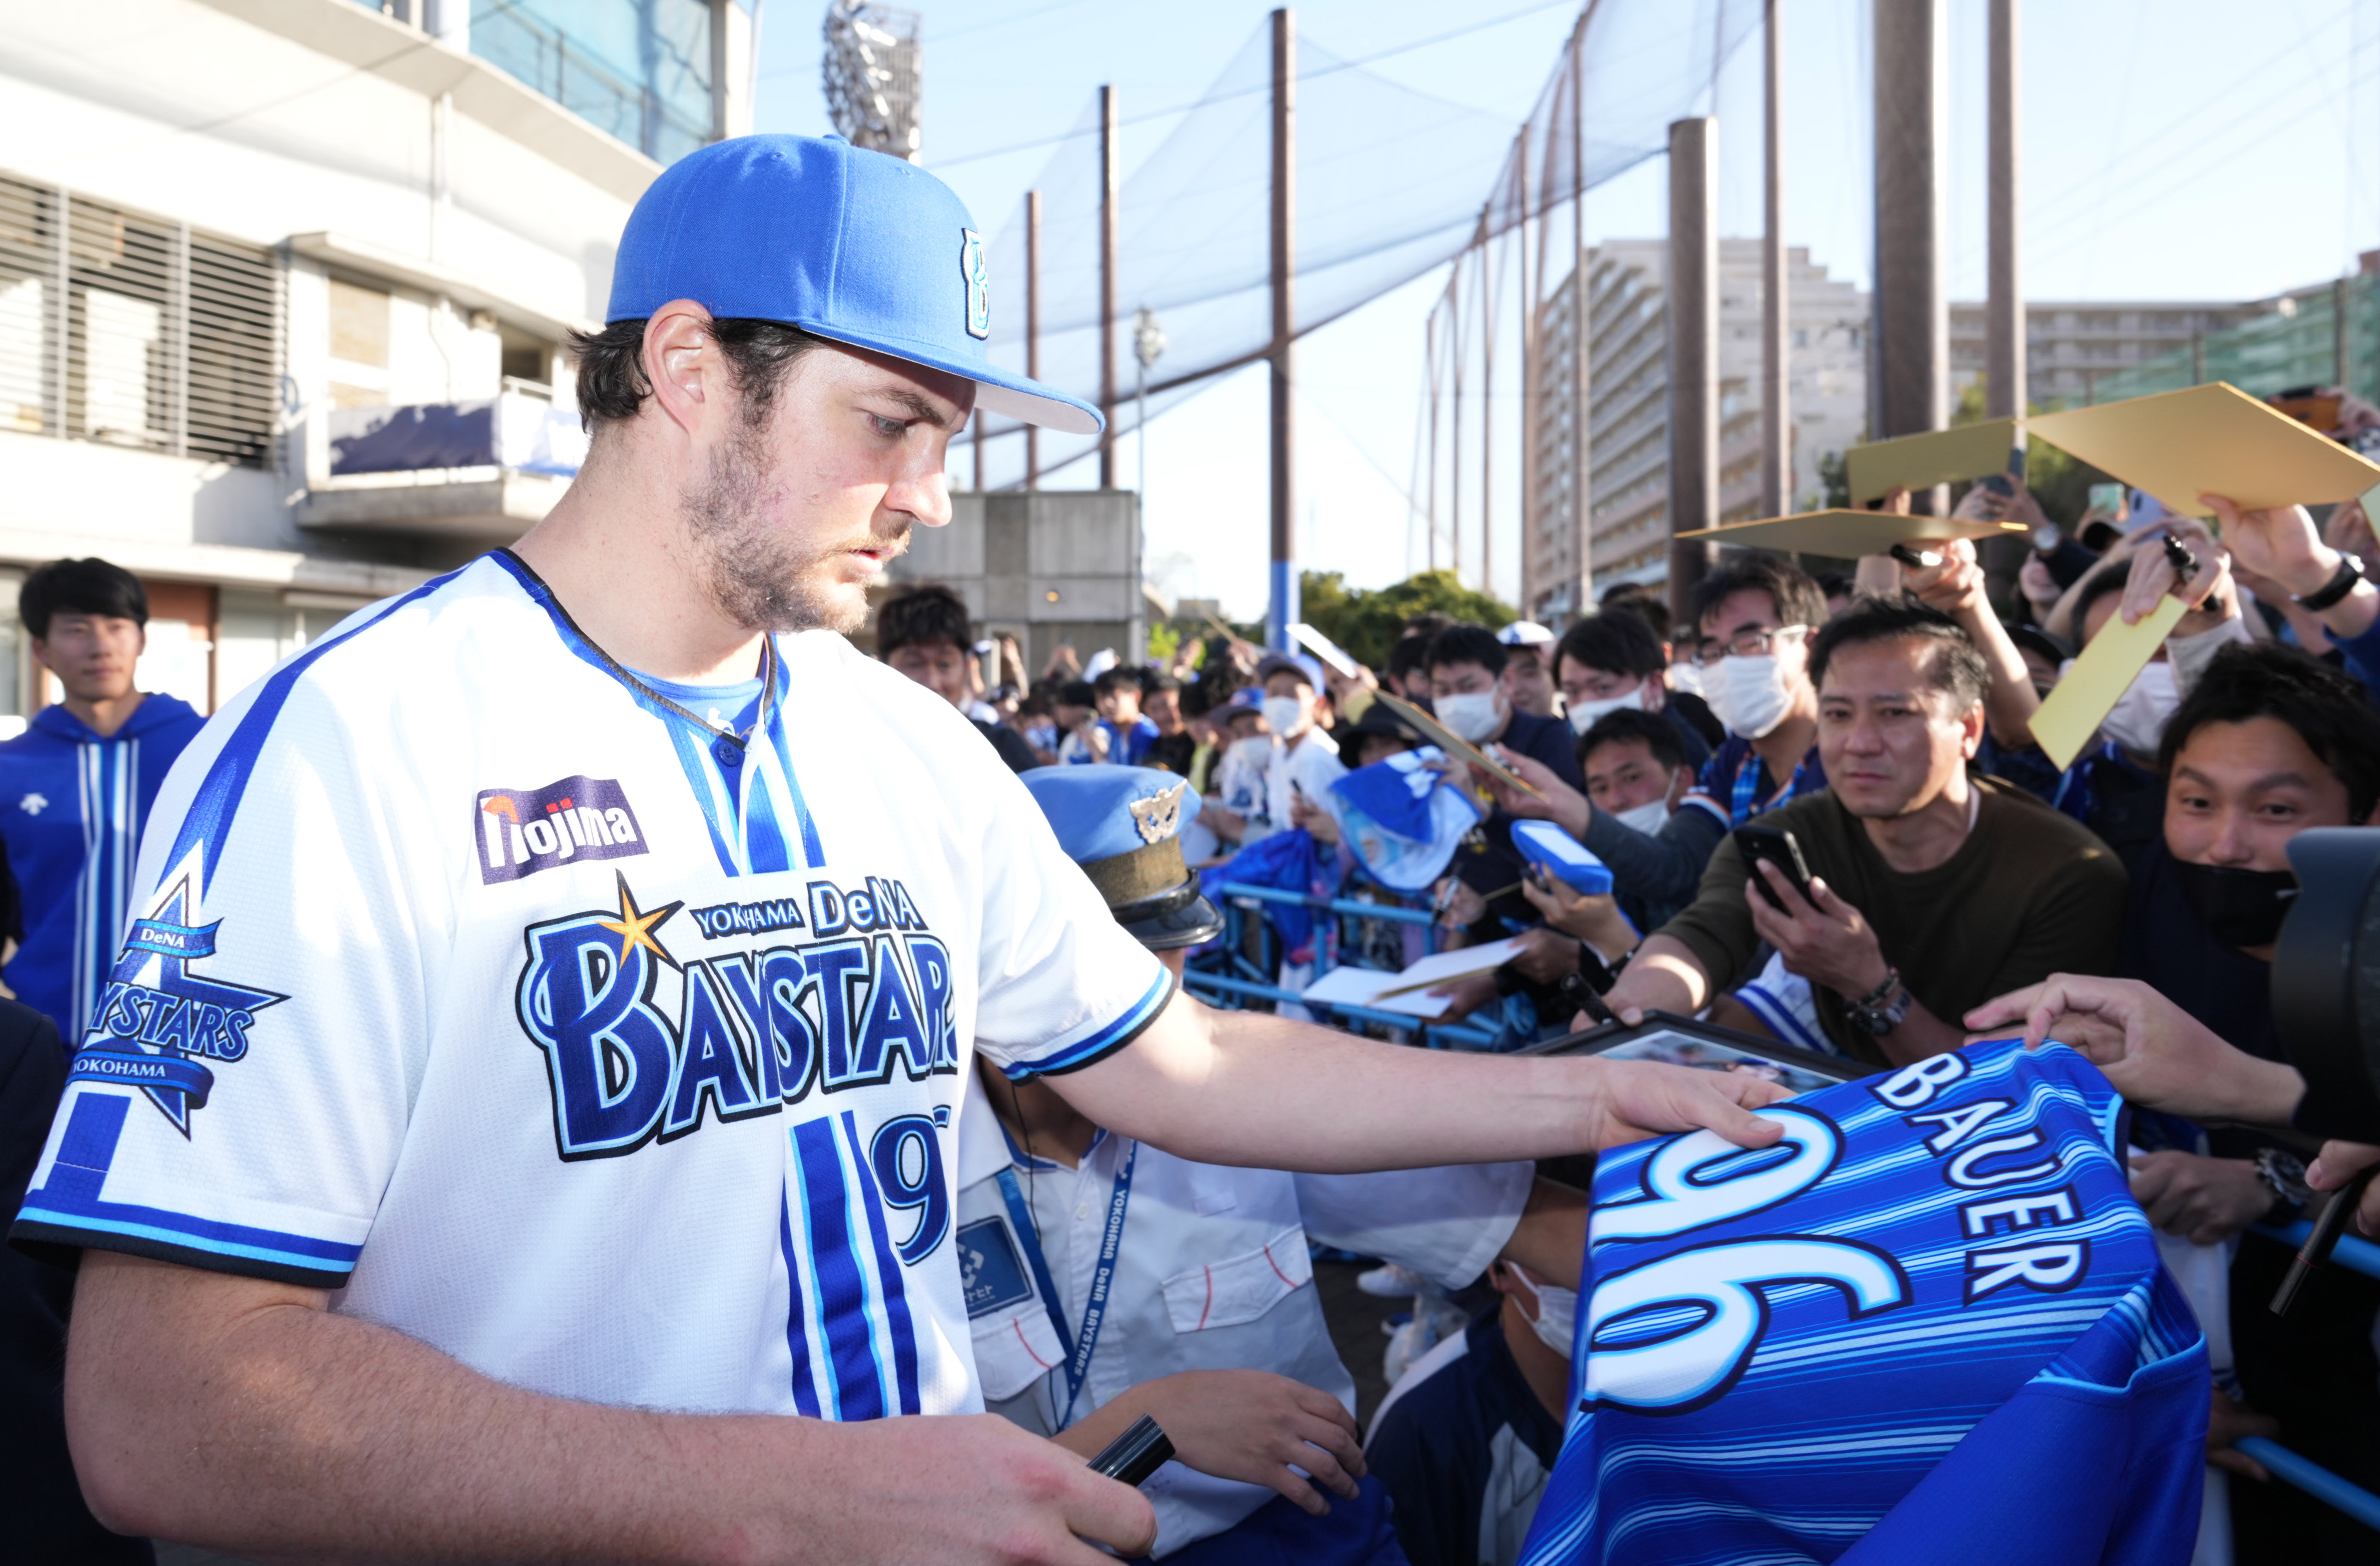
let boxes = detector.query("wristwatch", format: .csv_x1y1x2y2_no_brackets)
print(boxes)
2294,552,2365,612
1845,967,1912,1037
2254,1147,2313,1223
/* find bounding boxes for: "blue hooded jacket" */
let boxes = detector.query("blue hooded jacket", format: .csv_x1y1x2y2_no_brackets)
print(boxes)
0,694,207,1041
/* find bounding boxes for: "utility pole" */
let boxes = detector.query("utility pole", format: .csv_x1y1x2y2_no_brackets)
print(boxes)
1482,210,1498,596
1873,0,1948,509
1569,18,1591,615
1427,307,1441,572
1098,84,1120,489
1024,188,1042,490
1986,0,2023,423
1760,0,1789,517
971,409,983,490
1667,117,1718,628
1267,7,1296,651
1519,122,1535,613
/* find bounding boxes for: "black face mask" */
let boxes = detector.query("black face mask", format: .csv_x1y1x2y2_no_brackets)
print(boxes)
2173,860,2300,949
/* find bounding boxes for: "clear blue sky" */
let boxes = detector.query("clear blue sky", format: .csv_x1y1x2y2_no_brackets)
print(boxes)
757,0,2380,617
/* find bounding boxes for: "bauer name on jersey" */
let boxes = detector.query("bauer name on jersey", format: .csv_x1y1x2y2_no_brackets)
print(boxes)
12,552,1173,1419
1520,1036,2209,1566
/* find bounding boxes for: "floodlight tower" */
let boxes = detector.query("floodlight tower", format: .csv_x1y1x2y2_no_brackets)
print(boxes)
822,2,923,162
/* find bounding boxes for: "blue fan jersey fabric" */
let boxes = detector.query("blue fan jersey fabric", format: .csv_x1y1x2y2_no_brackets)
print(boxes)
1521,1037,2209,1566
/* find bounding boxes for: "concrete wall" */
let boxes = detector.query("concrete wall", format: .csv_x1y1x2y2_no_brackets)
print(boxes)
888,490,1143,674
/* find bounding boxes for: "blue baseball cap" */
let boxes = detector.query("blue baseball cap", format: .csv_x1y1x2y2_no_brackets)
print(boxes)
607,135,1101,435
1020,766,1222,951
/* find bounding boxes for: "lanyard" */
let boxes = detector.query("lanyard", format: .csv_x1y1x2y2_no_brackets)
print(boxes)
992,1138,1139,1430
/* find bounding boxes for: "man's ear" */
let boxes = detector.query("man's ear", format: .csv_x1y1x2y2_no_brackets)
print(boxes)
1958,700,1987,759
641,301,726,438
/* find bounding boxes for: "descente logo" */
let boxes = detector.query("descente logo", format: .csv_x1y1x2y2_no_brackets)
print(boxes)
477,776,649,885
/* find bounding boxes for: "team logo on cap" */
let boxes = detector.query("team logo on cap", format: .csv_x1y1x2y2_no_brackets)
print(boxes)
961,228,990,340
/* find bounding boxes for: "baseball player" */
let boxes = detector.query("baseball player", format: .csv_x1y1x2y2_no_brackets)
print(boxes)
15,136,1777,1566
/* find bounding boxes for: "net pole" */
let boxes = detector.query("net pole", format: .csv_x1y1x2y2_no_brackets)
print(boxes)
1667,116,1719,628
1025,188,1042,491
1518,121,1534,613
1099,84,1120,489
1268,7,1297,652
1873,0,1948,511
1986,0,2024,422
1761,0,1790,517
1570,18,1591,616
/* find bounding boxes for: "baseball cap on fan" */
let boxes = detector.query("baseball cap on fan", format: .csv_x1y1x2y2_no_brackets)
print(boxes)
605,134,1101,435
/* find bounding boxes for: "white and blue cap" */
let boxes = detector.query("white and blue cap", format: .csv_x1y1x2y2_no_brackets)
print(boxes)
607,134,1101,435
1020,766,1223,951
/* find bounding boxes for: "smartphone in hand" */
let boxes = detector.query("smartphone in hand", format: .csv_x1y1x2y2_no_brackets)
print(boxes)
1734,825,1813,912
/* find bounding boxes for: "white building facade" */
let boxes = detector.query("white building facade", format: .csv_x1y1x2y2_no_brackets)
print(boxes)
0,0,753,722
1525,238,1867,617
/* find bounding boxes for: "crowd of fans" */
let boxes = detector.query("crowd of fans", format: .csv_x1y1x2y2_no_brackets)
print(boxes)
876,415,2380,1562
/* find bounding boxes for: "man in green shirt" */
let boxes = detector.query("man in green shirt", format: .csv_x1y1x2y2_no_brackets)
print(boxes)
1606,596,2127,1067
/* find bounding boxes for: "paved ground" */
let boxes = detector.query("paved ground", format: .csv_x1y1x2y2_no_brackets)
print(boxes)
1314,1254,1405,1428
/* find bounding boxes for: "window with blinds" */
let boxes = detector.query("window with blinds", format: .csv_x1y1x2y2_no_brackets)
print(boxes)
0,171,280,468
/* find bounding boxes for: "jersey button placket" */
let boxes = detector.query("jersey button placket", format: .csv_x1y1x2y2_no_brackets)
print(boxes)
712,735,744,769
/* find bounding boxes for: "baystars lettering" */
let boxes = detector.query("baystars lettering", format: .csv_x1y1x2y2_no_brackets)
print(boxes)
515,873,957,1162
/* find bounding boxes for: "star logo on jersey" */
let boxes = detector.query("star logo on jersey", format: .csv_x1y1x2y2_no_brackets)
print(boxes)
70,880,288,1136
18,792,45,815
597,872,682,967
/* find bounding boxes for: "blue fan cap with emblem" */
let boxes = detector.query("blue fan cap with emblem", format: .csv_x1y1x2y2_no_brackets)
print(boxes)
606,134,1101,435
1020,766,1222,951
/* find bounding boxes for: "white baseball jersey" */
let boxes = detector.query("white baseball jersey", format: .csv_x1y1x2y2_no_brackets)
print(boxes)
12,551,1172,1419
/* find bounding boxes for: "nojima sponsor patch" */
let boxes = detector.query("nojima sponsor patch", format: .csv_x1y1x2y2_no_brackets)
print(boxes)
476,777,648,884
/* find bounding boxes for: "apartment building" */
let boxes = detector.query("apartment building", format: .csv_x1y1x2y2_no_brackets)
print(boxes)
1524,239,1867,618
1948,299,2259,408
0,0,753,727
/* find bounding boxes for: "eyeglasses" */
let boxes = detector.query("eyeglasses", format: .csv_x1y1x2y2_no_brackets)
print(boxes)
1692,624,1809,669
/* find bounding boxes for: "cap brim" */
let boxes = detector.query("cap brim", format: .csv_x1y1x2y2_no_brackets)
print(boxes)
798,322,1103,436
1118,894,1224,951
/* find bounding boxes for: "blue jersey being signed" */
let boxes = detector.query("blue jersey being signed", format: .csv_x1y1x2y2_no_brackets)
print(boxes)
1521,1037,2208,1566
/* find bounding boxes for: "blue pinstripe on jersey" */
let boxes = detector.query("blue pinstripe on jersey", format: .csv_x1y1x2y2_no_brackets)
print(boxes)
776,1192,824,1418
840,1108,923,1414
792,1114,888,1421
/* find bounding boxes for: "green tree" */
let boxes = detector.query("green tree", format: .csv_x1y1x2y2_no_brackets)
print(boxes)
1297,569,1518,670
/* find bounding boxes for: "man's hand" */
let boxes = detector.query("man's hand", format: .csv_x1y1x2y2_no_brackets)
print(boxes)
66,1252,1159,1566
1425,969,1502,1022
1900,537,1989,620
1480,748,1590,838
2118,512,2235,635
1062,1372,1362,1518
2128,1152,2273,1246
2208,1389,2281,1482
1435,876,1487,933
2308,1141,2380,1237
1591,1058,1789,1148
2208,493,2380,641
1519,876,1638,957
1288,791,1340,845
1962,975,2305,1123
1745,863,1888,999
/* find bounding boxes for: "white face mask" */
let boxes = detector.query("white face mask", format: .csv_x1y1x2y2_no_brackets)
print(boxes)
2098,658,2178,760
1612,796,1672,836
1565,679,1646,736
1705,640,1802,741
1668,659,1705,698
1434,690,1505,744
1506,1262,1578,1356
1260,694,1306,740
1231,734,1273,768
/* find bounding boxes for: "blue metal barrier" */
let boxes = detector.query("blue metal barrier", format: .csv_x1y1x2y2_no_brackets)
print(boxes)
2249,1220,2380,1282
2235,1438,2380,1532
1187,875,1505,1050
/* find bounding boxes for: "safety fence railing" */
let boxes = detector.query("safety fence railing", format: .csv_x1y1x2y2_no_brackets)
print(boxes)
1184,881,1502,1051
2219,1222,2380,1531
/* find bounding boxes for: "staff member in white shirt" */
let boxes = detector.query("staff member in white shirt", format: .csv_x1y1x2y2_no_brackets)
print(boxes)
968,766,1581,1563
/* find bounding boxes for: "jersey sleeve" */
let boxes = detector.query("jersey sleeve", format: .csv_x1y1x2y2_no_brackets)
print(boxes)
968,776,1172,1080
9,679,441,1289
